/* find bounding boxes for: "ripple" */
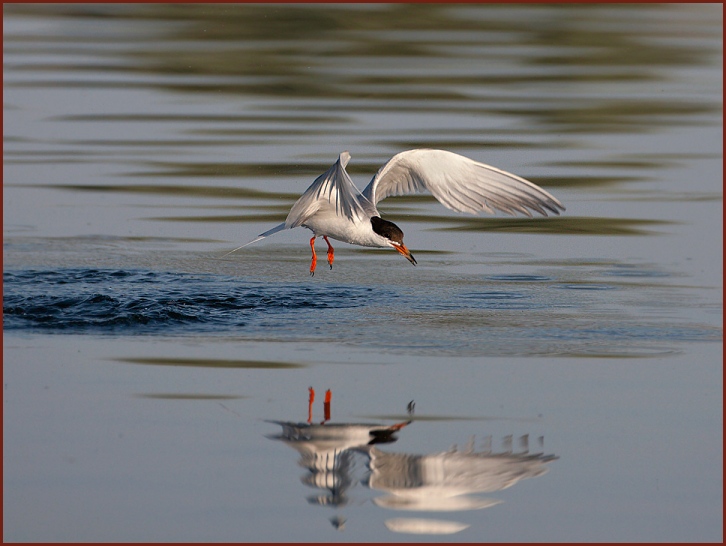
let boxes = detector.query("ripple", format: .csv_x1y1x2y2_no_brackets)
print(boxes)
604,265,671,278
458,290,533,310
484,274,551,282
557,283,617,291
461,290,527,300
2,268,380,334
119,357,306,369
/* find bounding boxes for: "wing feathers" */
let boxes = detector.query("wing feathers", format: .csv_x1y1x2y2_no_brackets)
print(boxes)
362,149,564,217
285,152,367,228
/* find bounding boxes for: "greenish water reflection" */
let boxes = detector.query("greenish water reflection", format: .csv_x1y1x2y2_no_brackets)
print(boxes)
135,393,246,401
5,3,721,131
117,357,307,369
436,216,673,236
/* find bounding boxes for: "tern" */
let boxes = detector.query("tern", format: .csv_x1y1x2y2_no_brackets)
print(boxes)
227,149,565,275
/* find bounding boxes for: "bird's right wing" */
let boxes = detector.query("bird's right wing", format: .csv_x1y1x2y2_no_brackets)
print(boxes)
361,149,564,217
284,151,370,228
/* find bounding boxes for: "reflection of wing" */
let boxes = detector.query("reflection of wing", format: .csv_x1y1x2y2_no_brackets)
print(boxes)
385,518,471,535
366,435,558,511
285,151,370,228
362,149,565,217
369,448,555,494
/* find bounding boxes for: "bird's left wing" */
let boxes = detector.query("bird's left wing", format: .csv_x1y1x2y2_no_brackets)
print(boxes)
362,149,564,217
222,152,368,258
285,151,370,228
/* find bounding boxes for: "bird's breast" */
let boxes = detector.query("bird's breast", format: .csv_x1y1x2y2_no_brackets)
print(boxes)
302,211,387,248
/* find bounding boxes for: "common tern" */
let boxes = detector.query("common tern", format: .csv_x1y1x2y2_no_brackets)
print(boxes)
228,149,565,275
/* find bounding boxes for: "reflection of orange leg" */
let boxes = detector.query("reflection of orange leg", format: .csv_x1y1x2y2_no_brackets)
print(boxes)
322,389,332,424
309,237,317,276
307,387,315,424
323,236,334,269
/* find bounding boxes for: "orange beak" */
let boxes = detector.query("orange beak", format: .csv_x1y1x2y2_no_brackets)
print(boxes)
393,243,417,266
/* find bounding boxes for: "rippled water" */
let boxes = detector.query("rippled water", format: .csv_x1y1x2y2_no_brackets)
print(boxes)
3,4,723,542
4,265,720,358
3,269,379,333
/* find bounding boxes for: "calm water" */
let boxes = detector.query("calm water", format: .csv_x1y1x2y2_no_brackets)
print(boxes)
3,4,723,542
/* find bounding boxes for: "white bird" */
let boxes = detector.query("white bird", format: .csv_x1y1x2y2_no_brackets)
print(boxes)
227,149,565,275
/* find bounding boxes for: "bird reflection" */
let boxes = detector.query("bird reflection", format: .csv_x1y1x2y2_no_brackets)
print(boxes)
267,388,557,535
367,435,557,513
266,388,412,510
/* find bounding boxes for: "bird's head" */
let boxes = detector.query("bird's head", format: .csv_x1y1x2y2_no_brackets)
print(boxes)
370,216,417,266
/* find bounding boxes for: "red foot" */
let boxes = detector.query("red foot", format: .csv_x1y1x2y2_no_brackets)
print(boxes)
323,389,332,423
307,387,315,424
323,236,334,269
309,236,317,276
307,387,333,424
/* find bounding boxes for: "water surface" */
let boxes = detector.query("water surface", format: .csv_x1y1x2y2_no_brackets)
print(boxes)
3,4,722,542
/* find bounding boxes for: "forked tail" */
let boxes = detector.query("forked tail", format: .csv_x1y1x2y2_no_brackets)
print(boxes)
221,222,287,258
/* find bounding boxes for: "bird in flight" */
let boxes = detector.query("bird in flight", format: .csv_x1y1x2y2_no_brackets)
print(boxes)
227,149,564,275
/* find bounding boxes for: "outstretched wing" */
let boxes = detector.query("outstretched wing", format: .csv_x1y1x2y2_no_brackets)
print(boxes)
361,149,564,217
285,151,370,228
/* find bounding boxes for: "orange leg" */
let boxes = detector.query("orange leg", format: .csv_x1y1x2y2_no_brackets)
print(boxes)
323,236,334,269
307,387,315,424
322,389,332,423
309,236,317,276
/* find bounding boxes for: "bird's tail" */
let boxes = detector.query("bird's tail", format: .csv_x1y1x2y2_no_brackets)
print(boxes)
220,222,287,258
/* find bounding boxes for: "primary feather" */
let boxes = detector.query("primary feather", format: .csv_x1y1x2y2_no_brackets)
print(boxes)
361,149,564,217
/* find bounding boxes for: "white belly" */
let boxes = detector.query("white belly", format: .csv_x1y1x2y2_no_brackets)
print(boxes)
302,209,387,248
